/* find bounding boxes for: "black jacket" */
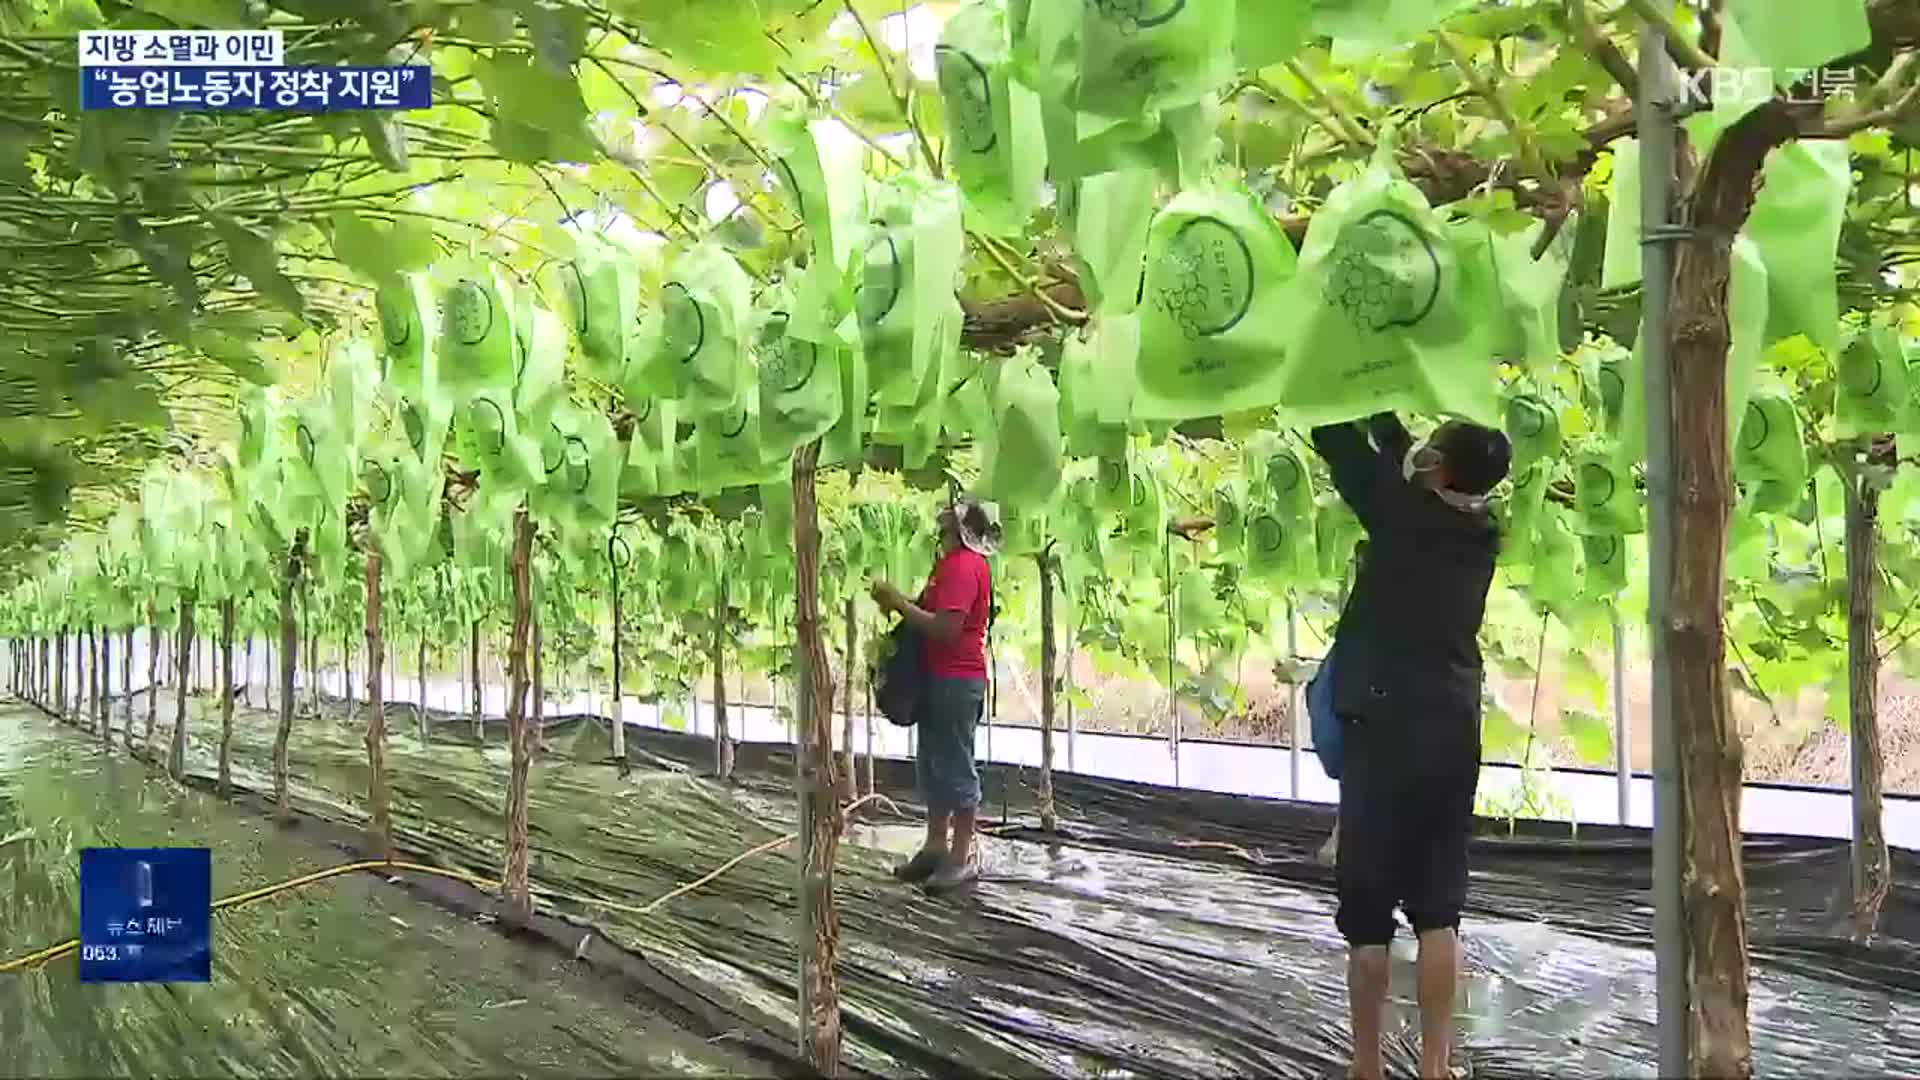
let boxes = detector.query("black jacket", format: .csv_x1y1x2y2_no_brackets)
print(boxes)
1311,414,1498,731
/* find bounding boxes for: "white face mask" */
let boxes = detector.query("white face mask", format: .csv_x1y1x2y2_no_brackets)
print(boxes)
1403,440,1443,483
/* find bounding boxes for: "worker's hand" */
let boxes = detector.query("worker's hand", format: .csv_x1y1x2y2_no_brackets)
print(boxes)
869,579,905,612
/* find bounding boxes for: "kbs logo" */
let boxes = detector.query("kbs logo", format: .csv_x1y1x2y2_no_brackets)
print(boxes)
1676,66,1857,108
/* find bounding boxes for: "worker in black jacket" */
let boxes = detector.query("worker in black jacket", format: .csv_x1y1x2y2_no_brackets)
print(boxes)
1309,412,1509,1080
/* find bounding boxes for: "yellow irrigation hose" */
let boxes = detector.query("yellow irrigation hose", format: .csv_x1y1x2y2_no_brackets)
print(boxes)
0,791,905,974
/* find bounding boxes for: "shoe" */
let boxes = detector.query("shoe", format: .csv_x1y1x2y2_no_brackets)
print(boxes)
923,856,980,894
890,848,943,884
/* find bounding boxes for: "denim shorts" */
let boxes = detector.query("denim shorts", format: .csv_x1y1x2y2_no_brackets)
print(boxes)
913,676,985,815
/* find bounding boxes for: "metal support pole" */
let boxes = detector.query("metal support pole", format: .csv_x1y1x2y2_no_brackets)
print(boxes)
1288,600,1301,799
1613,608,1631,827
1638,24,1689,1078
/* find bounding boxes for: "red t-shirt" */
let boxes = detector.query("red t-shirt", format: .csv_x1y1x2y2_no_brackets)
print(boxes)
918,547,992,678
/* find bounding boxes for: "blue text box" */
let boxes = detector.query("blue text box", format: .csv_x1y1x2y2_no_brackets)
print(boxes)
81,66,430,111
79,847,211,983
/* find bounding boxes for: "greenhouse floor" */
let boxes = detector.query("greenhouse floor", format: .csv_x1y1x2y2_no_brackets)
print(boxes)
4,693,1919,1079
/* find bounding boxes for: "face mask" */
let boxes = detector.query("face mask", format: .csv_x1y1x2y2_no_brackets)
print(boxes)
1403,439,1443,483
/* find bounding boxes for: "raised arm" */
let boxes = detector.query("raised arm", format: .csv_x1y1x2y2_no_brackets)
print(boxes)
1363,413,1414,465
1309,413,1406,531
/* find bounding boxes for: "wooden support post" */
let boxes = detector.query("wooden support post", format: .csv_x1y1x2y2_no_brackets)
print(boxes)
841,597,857,802
275,532,306,825
1038,546,1059,833
1843,461,1891,940
715,575,733,781
501,505,536,923
609,537,628,773
170,593,195,780
218,598,236,797
365,545,391,861
790,441,843,1074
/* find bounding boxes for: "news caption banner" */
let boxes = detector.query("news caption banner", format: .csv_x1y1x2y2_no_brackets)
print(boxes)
79,30,428,111
78,847,212,983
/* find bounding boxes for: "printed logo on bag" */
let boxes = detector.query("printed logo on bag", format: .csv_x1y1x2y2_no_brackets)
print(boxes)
1741,400,1769,453
1156,216,1255,338
363,459,394,506
1215,490,1240,526
1266,453,1302,496
1250,513,1284,553
468,397,506,455
718,404,751,441
401,399,425,453
542,423,566,474
564,436,591,493
1841,336,1884,397
935,45,996,155
1098,457,1127,499
857,229,904,327
660,282,705,363
1089,0,1187,31
1578,460,1615,507
295,421,315,465
758,312,820,396
1324,210,1441,332
376,289,412,349
1585,534,1619,568
1506,395,1550,439
447,279,494,346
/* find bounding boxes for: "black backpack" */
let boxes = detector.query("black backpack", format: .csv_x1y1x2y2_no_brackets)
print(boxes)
874,619,925,727
873,588,998,729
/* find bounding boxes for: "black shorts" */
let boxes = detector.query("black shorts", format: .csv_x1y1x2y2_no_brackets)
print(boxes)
1334,711,1481,946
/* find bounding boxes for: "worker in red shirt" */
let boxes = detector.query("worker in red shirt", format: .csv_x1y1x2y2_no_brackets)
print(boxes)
869,494,1000,893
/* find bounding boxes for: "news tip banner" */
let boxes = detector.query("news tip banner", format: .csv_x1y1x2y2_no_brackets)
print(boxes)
79,29,428,112
78,847,212,983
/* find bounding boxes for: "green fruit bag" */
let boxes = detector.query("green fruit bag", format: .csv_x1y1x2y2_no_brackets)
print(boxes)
621,396,678,499
1504,390,1562,473
558,236,639,385
939,0,1047,236
1575,444,1641,535
1058,326,1131,460
859,176,965,408
756,278,847,461
1743,139,1851,355
696,397,781,496
438,263,519,395
1498,462,1549,567
1277,135,1504,428
1835,315,1913,439
1059,167,1157,312
1491,214,1579,369
514,298,569,436
1613,234,1770,462
977,349,1065,510
872,299,960,470
1244,497,1314,586
374,274,438,399
766,107,869,282
1076,0,1233,125
1581,532,1629,599
454,385,541,493
1212,477,1247,554
1136,183,1300,421
1735,380,1809,493
634,241,754,416
1529,511,1581,617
